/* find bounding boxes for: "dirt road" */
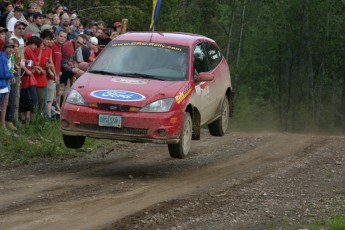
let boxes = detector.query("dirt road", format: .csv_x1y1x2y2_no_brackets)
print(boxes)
0,131,344,230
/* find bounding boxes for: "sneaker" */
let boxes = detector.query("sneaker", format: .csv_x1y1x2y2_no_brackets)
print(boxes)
5,121,17,131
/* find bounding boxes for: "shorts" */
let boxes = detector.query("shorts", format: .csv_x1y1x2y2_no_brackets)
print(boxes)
0,92,6,111
19,86,38,113
47,80,56,102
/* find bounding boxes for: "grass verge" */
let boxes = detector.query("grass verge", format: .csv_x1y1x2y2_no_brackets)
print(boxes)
0,115,104,166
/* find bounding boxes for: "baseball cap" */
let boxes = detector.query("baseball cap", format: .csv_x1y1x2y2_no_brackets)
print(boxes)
25,32,34,40
41,24,53,31
113,22,121,27
0,27,8,33
14,21,27,28
4,40,15,48
33,12,45,19
90,37,98,45
70,14,80,20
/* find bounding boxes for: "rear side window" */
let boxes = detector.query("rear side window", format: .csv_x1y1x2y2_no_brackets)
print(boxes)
204,42,223,70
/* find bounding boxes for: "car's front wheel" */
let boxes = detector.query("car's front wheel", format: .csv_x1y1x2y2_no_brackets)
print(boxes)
208,96,229,136
168,112,192,159
63,135,86,149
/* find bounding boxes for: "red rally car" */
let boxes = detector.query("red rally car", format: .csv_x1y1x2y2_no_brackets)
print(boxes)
60,32,235,159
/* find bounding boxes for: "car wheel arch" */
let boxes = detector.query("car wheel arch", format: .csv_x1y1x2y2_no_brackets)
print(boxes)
185,104,201,140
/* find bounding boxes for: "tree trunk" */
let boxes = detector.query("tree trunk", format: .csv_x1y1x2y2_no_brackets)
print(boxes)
235,0,246,68
225,0,236,61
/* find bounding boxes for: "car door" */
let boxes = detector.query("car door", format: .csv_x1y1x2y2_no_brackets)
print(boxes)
192,42,218,124
203,42,228,118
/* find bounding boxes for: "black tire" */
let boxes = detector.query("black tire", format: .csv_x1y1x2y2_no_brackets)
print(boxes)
63,135,86,149
168,112,192,159
208,96,229,136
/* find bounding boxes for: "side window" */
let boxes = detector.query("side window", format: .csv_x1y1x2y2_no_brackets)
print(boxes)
193,43,208,74
204,42,223,70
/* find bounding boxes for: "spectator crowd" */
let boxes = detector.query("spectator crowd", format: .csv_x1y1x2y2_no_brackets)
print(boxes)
0,0,123,134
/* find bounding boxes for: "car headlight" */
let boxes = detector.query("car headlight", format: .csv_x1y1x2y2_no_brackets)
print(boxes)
66,89,88,106
140,98,174,112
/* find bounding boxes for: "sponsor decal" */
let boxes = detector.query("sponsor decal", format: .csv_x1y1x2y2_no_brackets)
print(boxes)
90,90,146,101
195,82,209,97
112,42,183,52
111,78,147,84
175,83,192,104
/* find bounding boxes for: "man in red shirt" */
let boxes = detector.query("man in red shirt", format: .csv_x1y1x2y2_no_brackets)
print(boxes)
51,28,66,81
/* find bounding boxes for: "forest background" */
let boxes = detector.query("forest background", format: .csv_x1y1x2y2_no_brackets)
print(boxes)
55,0,345,133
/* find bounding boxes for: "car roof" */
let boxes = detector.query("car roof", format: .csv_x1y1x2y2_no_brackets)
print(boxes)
113,32,215,47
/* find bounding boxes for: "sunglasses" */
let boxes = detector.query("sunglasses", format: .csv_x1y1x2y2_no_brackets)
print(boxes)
16,27,25,30
77,41,84,46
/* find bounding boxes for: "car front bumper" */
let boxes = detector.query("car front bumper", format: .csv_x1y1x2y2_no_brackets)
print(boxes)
60,103,184,144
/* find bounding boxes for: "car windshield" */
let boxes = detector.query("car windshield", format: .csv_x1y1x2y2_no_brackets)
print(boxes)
89,41,189,81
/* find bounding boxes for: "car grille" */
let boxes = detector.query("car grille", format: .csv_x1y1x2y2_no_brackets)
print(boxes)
95,103,139,112
77,123,148,135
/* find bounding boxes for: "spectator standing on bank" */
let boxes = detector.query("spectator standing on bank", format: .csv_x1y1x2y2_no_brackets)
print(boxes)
111,21,122,39
6,6,23,37
5,1,28,31
25,12,44,37
5,37,20,130
0,40,15,132
19,36,41,123
39,29,56,118
97,28,112,51
60,34,85,89
0,1,13,27
88,36,98,64
34,29,53,114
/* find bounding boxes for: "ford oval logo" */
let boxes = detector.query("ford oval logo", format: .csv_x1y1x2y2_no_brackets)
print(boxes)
90,90,146,101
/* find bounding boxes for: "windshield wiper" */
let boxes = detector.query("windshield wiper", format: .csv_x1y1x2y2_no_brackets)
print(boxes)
119,73,165,80
88,70,116,75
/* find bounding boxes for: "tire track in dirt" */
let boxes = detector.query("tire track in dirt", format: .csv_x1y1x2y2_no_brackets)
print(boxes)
0,133,327,230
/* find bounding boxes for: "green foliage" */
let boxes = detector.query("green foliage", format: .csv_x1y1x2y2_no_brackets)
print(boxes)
307,214,345,230
0,115,101,166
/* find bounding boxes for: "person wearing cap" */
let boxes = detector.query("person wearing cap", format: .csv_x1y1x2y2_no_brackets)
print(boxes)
111,21,121,39
25,12,44,37
70,13,80,38
5,1,29,32
10,21,26,48
88,37,98,64
0,40,15,132
6,6,24,36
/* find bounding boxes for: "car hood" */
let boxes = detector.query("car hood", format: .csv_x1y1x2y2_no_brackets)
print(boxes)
74,73,188,106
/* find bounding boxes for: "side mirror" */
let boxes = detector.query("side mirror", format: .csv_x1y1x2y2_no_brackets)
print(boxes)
196,72,214,82
78,62,90,71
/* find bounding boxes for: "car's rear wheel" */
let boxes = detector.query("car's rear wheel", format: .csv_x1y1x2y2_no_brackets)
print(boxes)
168,112,192,159
208,96,229,136
63,135,86,149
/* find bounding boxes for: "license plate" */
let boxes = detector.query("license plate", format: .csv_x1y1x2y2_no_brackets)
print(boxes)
98,114,122,128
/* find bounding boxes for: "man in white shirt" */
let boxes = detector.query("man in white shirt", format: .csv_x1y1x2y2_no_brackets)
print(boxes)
6,6,23,37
